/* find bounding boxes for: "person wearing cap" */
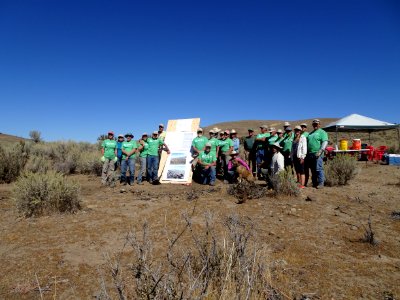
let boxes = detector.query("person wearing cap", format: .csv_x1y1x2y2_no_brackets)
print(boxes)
158,124,166,141
300,123,309,137
230,129,240,153
255,125,270,178
197,143,217,185
291,126,307,188
244,128,256,176
283,122,291,137
208,129,219,156
137,133,149,185
276,129,284,143
191,128,208,157
101,131,118,185
120,133,138,185
227,151,251,183
147,131,170,184
280,127,294,168
116,134,125,168
306,119,328,189
218,130,234,183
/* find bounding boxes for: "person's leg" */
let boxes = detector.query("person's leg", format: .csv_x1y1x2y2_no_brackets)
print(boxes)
107,159,115,184
209,166,216,185
147,156,153,182
316,155,325,187
309,154,318,187
137,157,145,183
128,158,135,184
256,149,264,177
120,159,127,184
223,154,231,182
101,160,109,185
304,156,310,186
200,167,208,184
153,156,160,181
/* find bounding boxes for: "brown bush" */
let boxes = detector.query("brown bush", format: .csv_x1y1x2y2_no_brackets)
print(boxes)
269,167,300,196
325,154,359,186
0,142,29,183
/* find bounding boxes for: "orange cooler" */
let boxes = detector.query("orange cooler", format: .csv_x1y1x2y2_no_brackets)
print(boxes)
352,139,361,150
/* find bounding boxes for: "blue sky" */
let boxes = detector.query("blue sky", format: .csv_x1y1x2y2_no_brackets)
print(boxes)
0,0,399,142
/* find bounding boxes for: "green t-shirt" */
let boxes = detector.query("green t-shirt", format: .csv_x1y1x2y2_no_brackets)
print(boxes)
256,132,270,149
101,139,117,159
268,135,279,146
307,129,328,153
198,151,217,165
122,140,138,159
139,141,149,158
219,138,233,153
302,131,309,138
208,137,219,155
192,136,208,151
280,133,294,152
147,138,163,156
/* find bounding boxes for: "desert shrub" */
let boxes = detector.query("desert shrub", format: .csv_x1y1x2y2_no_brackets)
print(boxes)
24,154,52,173
270,167,300,196
13,171,81,217
78,152,103,176
227,180,268,203
29,130,42,143
325,154,358,186
0,142,29,183
97,214,281,300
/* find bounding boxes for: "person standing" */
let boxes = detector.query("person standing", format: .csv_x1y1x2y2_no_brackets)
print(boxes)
300,123,309,137
191,128,208,157
116,134,124,168
147,131,170,184
120,133,138,185
137,133,149,185
305,119,328,189
280,127,294,168
101,131,117,186
197,143,217,186
158,124,167,141
291,126,307,188
244,128,256,176
230,129,240,153
218,130,234,183
255,125,270,178
208,129,219,157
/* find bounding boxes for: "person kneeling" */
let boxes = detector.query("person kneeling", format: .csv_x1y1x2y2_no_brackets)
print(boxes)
197,143,217,186
227,151,251,183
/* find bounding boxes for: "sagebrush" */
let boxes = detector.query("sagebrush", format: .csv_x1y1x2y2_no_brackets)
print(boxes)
325,154,359,186
13,171,81,217
97,213,282,300
270,167,300,196
0,142,29,183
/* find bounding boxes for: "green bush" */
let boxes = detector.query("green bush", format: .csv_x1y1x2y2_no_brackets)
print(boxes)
24,154,52,173
78,152,103,176
270,167,300,196
0,142,29,183
325,154,359,186
13,171,81,217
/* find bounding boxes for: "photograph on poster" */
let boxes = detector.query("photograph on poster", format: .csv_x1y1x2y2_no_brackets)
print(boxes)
166,165,186,180
170,153,187,165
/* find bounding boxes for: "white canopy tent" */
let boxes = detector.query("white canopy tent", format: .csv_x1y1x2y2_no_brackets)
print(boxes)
323,113,400,147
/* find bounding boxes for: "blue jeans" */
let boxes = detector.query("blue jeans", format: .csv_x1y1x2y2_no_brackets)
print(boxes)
137,156,147,183
200,166,216,184
306,153,325,187
121,158,136,184
147,155,159,182
256,149,265,175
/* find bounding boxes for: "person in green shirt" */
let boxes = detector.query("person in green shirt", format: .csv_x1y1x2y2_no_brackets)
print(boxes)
280,127,294,168
255,125,270,178
101,131,117,186
305,119,329,189
120,133,137,185
197,143,217,185
137,133,149,185
191,128,208,156
300,123,309,137
147,131,170,184
207,129,219,156
218,130,234,183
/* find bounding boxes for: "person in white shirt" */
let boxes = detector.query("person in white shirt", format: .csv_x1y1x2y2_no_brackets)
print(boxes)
291,126,308,188
270,142,285,175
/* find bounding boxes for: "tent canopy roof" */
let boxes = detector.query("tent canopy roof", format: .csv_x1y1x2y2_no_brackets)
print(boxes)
323,114,399,132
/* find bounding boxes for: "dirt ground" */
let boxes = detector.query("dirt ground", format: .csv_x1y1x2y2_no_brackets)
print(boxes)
1,162,399,299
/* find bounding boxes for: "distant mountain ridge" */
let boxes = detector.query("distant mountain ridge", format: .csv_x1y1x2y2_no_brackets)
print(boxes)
0,133,27,144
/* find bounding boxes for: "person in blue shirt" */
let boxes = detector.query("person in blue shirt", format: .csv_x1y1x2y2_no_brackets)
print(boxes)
230,129,240,153
116,134,124,168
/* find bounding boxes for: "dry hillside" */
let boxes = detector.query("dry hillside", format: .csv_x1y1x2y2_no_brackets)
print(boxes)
0,133,26,145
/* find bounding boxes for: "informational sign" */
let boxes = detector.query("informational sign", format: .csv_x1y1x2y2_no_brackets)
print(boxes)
158,118,200,184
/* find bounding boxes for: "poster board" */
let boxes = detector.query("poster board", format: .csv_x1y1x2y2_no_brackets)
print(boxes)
158,118,200,184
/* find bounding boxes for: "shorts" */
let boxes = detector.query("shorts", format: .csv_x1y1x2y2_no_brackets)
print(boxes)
293,157,305,174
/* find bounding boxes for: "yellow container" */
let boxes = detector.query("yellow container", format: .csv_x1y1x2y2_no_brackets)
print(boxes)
339,139,348,150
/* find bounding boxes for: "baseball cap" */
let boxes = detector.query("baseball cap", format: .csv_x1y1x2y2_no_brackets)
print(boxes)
197,127,203,132
152,131,158,135
117,134,124,138
159,124,164,128
312,119,320,124
285,127,292,131
125,133,133,138
294,126,302,131
224,130,230,134
108,131,114,135
231,129,237,134
260,125,268,129
284,122,291,126
231,150,238,155
300,123,307,127
205,143,211,147
248,128,254,132
277,129,283,133
269,127,276,132
142,132,148,136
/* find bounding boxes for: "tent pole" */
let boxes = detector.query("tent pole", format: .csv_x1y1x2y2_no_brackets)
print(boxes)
369,131,371,145
335,126,338,149
397,126,400,151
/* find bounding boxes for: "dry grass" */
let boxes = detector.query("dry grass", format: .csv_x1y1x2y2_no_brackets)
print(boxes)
325,154,359,186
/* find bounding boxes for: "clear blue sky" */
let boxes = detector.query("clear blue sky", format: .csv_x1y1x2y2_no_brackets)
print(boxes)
1,0,399,142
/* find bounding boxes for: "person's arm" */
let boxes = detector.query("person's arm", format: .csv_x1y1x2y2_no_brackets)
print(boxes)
237,157,250,171
162,142,171,154
317,131,329,157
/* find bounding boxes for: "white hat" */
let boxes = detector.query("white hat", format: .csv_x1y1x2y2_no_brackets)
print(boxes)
269,127,276,132
159,123,164,127
231,129,237,134
231,150,238,155
205,143,212,147
197,128,203,132
277,129,283,133
117,134,124,138
271,142,282,149
209,129,215,133
300,123,307,127
152,131,158,135
213,127,221,133
284,122,291,126
294,126,302,131
260,125,268,129
312,119,320,124
142,132,148,136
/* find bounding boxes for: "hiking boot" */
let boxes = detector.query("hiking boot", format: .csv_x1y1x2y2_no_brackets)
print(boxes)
137,182,143,185
149,180,153,184
299,185,305,189
209,182,215,186
316,184,324,189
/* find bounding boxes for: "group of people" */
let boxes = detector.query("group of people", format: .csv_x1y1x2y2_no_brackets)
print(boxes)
192,119,328,189
101,124,170,186
100,120,329,189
